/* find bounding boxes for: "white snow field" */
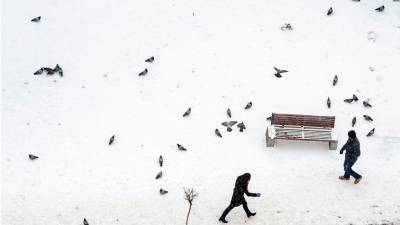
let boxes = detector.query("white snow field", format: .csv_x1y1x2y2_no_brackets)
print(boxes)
2,0,400,224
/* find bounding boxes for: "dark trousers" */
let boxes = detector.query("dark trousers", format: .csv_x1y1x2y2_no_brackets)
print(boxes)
344,157,362,179
220,202,251,219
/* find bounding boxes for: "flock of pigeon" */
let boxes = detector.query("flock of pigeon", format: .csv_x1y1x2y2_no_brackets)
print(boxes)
23,2,392,223
327,74,375,137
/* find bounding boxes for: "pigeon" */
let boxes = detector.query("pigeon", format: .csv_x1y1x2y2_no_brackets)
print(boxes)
273,67,288,78
363,115,373,121
327,7,333,16
159,155,163,167
280,23,293,31
155,171,163,179
31,16,41,22
83,218,89,225
375,5,384,12
363,101,372,108
145,56,154,63
327,97,331,108
244,102,252,110
228,121,238,126
159,188,168,195
53,64,63,77
138,68,148,76
43,67,55,75
221,121,238,127
333,75,338,86
183,108,191,117
215,129,222,138
227,108,231,118
177,144,187,151
352,94,359,102
367,128,375,137
352,117,356,127
29,154,39,160
227,127,233,132
344,98,354,103
109,135,115,145
34,68,44,75
237,122,246,132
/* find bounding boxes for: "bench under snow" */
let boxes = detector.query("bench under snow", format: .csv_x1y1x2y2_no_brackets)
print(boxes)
266,113,338,150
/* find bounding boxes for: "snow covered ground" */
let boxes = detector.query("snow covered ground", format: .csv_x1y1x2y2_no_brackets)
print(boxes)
2,0,400,224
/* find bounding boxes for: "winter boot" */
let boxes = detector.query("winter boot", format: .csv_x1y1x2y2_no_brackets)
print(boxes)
338,176,350,180
247,212,256,218
354,177,362,184
219,217,228,223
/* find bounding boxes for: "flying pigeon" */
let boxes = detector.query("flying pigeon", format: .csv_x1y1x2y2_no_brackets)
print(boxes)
155,171,162,179
367,128,375,137
159,155,163,167
327,97,331,108
31,16,41,22
344,98,353,103
109,135,115,145
227,108,231,118
244,102,252,110
29,154,39,160
327,7,333,16
53,64,63,77
145,56,154,63
273,67,288,78
83,218,89,225
43,67,55,75
352,94,359,102
363,101,372,108
352,117,356,127
237,122,246,132
138,68,148,76
215,129,222,138
183,108,191,117
375,5,384,12
177,144,187,151
333,75,338,86
159,188,168,195
363,115,373,121
34,68,44,75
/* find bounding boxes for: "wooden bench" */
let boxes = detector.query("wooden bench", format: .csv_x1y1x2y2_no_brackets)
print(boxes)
266,113,338,150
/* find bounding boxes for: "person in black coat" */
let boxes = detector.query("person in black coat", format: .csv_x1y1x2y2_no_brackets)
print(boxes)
219,173,261,223
339,130,362,184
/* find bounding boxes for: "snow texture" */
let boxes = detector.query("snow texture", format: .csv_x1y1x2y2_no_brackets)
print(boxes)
2,0,400,224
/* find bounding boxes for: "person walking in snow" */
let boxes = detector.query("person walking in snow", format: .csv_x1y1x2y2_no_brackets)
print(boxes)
339,130,362,184
219,173,261,223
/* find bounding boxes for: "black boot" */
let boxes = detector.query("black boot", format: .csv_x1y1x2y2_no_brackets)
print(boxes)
219,205,233,223
219,217,228,223
247,212,256,218
243,203,256,218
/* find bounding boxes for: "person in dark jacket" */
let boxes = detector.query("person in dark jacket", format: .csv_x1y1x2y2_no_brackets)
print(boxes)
219,173,261,223
339,130,362,184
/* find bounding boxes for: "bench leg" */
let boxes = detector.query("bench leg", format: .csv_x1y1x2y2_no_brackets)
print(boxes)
329,141,338,150
266,127,275,147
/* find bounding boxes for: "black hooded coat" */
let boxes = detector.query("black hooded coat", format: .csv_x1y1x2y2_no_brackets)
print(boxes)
229,173,257,207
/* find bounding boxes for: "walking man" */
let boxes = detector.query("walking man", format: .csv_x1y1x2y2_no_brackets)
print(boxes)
219,173,261,223
339,130,362,184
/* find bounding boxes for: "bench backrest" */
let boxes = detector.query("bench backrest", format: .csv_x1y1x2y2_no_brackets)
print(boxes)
271,113,335,128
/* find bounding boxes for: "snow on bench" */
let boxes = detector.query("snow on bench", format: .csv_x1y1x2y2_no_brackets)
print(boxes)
266,113,338,150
